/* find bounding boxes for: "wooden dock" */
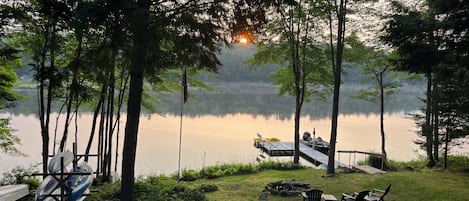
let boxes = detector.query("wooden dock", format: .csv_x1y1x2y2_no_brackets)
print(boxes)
254,141,346,168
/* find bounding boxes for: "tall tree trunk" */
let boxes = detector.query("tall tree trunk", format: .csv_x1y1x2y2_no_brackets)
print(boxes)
105,69,115,182
444,126,449,169
84,85,106,162
294,90,301,164
379,72,387,159
425,72,434,167
292,24,300,165
121,0,150,199
98,94,107,177
327,0,347,175
39,25,50,176
114,72,129,172
433,85,439,161
59,28,83,152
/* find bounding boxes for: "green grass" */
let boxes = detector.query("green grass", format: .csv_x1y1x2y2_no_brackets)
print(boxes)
84,158,469,200
185,168,469,201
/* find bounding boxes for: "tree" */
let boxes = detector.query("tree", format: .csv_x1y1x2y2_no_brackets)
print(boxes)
428,0,469,169
382,1,440,167
383,0,469,167
0,2,26,157
246,0,332,164
326,0,348,175
119,0,267,199
347,37,420,159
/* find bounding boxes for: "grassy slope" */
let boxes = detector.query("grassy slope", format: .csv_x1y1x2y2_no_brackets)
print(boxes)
187,168,469,201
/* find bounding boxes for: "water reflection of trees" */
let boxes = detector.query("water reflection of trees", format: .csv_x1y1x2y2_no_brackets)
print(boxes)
158,83,424,120
3,83,424,120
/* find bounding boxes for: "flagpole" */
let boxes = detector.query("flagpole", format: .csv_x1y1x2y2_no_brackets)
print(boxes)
177,67,186,182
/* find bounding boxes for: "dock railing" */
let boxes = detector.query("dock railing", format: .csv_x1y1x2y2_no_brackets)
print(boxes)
337,150,385,171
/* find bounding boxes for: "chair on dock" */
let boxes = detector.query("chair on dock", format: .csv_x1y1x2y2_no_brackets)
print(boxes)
366,184,391,201
341,190,369,201
301,188,323,201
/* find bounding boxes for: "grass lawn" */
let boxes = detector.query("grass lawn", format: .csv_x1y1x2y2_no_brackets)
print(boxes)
187,168,469,201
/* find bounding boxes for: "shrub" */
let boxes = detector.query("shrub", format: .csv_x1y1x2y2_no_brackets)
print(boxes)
179,189,207,201
367,155,390,170
436,155,469,171
89,181,121,201
257,161,302,171
1,163,40,188
199,184,218,193
180,169,199,181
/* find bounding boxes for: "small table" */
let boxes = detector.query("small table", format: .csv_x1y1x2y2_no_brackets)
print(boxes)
321,194,338,201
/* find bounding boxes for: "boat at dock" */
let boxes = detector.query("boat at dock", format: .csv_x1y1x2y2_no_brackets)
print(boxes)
300,130,330,155
253,132,338,168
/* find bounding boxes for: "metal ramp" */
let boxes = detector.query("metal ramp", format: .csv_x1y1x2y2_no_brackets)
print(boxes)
337,150,386,174
351,165,386,174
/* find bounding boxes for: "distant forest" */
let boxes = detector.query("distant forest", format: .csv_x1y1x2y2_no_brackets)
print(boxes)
14,44,423,85
8,44,425,118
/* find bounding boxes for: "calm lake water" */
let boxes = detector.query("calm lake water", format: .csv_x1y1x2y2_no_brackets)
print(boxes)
1,83,467,177
1,112,420,176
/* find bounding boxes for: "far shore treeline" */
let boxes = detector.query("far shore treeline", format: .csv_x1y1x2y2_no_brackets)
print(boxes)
6,45,425,119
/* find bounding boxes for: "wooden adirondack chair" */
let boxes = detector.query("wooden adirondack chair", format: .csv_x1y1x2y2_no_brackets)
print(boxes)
301,188,323,201
366,184,392,201
341,190,370,201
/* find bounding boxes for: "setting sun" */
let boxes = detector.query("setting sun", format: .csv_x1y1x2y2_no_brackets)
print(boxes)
239,37,248,44
236,32,252,44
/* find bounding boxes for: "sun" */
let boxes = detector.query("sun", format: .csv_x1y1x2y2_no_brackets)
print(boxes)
236,33,252,44
239,37,248,44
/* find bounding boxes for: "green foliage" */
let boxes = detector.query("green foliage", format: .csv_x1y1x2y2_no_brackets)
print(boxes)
0,163,40,188
175,162,302,181
180,169,200,182
176,188,207,201
89,181,121,201
436,155,469,171
92,175,210,201
199,163,258,179
0,118,23,156
199,184,218,193
0,37,23,108
365,155,393,171
247,41,333,102
386,156,435,172
257,161,302,171
346,34,416,102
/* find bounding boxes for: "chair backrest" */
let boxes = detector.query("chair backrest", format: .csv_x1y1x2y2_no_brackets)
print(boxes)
303,188,323,201
355,190,370,201
379,184,392,200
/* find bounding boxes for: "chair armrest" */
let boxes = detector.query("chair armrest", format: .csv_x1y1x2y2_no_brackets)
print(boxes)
341,193,355,201
371,189,385,194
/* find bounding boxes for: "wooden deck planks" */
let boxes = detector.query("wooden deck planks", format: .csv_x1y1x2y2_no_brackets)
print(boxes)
352,165,386,174
256,141,346,168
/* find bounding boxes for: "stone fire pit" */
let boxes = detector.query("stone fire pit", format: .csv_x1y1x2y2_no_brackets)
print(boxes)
264,180,311,196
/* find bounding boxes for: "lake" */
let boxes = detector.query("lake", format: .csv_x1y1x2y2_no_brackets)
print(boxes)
1,83,464,177
1,111,419,177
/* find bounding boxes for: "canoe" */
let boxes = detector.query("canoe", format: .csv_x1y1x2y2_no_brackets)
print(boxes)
35,176,59,201
65,161,94,201
48,150,74,173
